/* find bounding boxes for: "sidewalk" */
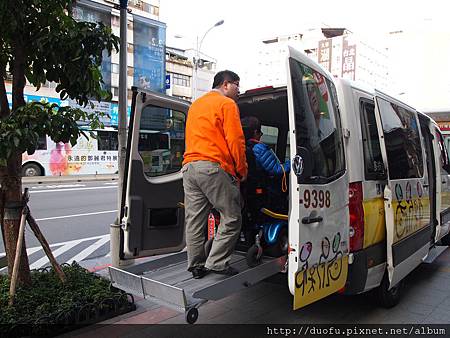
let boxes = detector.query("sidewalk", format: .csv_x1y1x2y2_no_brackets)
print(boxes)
61,247,450,337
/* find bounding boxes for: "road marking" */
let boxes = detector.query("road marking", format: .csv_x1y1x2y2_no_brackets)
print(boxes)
67,236,110,263
0,246,42,261
0,234,111,271
30,241,80,269
36,210,117,221
30,184,86,189
29,186,116,194
104,182,118,185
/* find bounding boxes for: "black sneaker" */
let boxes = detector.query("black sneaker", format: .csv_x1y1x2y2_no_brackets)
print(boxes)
209,266,239,276
190,266,209,279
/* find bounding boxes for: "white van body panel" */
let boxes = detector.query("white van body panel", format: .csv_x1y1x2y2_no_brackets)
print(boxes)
286,46,349,309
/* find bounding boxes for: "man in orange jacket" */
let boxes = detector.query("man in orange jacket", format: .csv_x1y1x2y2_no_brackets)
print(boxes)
182,70,248,279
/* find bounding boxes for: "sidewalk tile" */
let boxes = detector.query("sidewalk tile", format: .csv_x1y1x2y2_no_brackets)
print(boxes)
114,306,179,324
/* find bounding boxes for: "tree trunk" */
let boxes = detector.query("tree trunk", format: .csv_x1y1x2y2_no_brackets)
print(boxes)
0,61,10,118
0,153,31,286
0,31,32,286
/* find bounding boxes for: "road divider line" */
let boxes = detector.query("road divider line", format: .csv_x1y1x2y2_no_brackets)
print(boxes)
36,210,117,221
30,186,117,194
0,246,43,261
67,236,110,263
30,241,79,270
0,234,111,271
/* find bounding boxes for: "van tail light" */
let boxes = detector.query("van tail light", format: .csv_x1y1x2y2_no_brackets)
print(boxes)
349,182,364,252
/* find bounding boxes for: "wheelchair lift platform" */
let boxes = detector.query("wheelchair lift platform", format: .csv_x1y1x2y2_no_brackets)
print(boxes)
109,251,286,323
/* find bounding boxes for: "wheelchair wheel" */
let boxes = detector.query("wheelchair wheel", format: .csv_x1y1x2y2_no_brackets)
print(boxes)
265,227,288,257
246,244,262,267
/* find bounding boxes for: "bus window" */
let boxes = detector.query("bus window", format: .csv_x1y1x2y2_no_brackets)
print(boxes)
97,130,119,151
138,105,185,177
376,98,423,179
37,135,47,150
360,100,386,180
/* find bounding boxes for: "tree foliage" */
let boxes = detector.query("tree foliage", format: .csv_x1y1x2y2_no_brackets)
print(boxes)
0,0,119,109
0,0,119,287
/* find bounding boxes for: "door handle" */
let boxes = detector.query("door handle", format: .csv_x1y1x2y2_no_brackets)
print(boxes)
302,216,323,224
423,184,429,188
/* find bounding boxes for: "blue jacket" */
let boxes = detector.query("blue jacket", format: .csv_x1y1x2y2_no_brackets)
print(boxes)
252,142,291,176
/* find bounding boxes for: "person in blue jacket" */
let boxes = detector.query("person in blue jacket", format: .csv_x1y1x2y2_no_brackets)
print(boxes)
240,116,290,244
241,116,290,177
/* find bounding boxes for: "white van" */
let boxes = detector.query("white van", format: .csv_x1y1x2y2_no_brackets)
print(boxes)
337,79,450,305
109,46,449,323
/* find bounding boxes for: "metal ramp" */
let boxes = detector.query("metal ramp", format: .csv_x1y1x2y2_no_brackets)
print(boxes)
109,251,286,323
423,245,448,264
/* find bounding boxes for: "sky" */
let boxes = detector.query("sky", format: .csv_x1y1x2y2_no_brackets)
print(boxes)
159,0,450,109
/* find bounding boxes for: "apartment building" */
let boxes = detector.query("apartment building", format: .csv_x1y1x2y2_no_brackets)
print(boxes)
246,28,388,92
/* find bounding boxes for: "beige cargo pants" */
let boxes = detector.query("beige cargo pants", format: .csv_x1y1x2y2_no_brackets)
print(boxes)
182,160,242,271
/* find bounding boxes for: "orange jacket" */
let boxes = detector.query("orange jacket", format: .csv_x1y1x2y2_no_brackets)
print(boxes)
183,91,248,179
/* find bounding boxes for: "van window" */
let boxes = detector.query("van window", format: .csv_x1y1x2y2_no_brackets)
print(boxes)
289,58,345,182
360,100,386,180
436,129,450,175
260,125,278,151
97,131,119,151
139,106,185,177
376,98,423,179
445,136,450,161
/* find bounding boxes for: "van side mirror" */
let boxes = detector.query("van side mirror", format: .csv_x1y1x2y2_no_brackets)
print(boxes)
293,147,312,181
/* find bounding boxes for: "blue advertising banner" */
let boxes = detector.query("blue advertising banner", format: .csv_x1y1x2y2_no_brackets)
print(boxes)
133,16,166,92
72,2,112,91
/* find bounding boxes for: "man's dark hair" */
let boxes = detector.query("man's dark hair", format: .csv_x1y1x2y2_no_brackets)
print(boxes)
241,116,261,140
212,70,240,89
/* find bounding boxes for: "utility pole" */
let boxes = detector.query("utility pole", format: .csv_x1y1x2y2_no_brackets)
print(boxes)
111,0,130,268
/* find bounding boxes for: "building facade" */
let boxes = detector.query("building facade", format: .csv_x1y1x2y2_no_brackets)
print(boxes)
5,0,165,127
165,47,216,101
245,28,388,92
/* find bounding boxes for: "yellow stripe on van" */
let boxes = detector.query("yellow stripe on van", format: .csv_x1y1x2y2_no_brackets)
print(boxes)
362,197,386,248
441,191,450,212
293,255,348,310
391,197,430,243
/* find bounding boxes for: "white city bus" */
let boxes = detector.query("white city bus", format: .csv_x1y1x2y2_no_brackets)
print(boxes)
21,128,174,177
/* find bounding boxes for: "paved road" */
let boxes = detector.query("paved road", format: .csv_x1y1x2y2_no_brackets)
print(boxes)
0,180,117,270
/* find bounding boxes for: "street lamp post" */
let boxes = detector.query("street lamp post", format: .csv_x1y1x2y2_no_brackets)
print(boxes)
192,20,224,100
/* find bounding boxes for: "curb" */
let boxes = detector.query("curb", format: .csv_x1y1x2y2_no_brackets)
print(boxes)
23,174,118,184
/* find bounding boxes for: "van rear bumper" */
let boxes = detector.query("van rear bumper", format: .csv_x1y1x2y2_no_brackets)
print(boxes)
344,250,367,294
344,241,386,295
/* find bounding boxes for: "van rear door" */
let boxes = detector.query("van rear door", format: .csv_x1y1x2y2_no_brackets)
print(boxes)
120,88,189,259
285,46,350,310
373,94,432,287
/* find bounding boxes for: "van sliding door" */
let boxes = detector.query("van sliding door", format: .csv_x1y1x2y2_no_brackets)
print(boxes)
373,95,431,288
